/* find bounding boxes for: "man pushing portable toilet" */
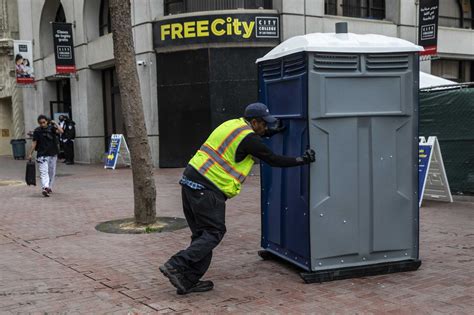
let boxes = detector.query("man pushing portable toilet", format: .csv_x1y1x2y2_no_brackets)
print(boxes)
257,23,423,283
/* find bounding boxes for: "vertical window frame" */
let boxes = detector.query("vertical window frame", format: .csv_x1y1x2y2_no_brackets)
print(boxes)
325,0,385,20
99,0,112,36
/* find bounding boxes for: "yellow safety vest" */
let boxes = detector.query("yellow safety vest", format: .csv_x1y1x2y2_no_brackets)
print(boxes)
189,118,255,198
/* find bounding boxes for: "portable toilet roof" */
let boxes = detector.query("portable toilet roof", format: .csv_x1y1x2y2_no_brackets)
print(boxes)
257,32,424,63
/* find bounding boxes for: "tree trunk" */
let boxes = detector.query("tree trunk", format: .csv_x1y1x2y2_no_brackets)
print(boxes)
109,0,156,224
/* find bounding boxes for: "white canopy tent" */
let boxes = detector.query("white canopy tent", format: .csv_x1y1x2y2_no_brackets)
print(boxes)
419,72,457,89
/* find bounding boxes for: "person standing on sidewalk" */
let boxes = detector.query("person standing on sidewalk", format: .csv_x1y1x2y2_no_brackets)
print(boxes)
28,115,63,197
61,116,76,165
58,115,66,161
160,103,316,295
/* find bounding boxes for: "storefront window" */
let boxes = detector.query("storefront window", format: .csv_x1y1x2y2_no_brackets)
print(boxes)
164,0,272,15
325,0,385,20
99,0,112,36
439,0,462,28
439,0,474,29
325,0,338,15
431,59,472,83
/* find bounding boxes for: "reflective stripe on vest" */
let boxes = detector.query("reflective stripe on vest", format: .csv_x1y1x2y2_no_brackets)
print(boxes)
216,125,252,155
200,158,215,175
199,144,246,182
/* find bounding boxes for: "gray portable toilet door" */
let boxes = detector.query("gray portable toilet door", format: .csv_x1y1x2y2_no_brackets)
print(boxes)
307,52,419,271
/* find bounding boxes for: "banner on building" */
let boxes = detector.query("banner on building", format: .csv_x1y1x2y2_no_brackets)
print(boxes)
418,0,439,56
105,134,131,169
13,40,34,85
418,136,453,207
52,22,76,74
154,13,280,50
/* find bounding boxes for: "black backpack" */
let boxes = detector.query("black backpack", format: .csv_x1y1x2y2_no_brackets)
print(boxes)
34,126,59,150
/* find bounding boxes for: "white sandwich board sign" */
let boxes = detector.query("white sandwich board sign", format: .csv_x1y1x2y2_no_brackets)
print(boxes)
104,134,131,169
418,136,453,207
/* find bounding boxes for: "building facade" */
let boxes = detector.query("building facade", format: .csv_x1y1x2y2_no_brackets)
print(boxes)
17,0,474,166
18,0,160,164
0,0,23,156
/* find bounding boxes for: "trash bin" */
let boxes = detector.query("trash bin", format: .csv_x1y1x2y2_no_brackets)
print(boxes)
256,23,423,282
10,139,26,160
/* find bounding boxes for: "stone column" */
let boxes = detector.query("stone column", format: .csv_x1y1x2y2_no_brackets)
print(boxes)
0,38,25,140
11,79,24,139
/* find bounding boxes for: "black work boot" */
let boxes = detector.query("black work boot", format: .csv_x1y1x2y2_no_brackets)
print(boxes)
177,280,214,295
159,263,187,292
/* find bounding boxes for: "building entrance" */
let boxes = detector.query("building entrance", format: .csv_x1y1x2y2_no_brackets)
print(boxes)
50,79,71,120
102,68,124,149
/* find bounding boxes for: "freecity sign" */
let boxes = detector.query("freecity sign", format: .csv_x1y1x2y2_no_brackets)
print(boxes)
154,13,279,48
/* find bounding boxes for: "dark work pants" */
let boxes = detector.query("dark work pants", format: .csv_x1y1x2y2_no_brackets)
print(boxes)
167,185,226,286
64,140,74,162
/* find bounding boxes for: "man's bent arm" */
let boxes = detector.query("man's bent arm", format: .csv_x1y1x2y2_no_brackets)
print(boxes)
237,134,305,167
54,123,64,134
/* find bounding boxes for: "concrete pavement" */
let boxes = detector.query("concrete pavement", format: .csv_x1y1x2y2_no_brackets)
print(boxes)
0,156,473,314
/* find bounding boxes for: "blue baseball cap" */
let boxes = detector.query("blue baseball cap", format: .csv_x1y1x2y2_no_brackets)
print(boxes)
244,102,277,124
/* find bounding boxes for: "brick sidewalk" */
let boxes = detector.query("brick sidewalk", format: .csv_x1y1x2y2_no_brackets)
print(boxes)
0,156,473,314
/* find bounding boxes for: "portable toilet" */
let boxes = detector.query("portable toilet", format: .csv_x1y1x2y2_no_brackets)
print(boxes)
257,23,423,283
